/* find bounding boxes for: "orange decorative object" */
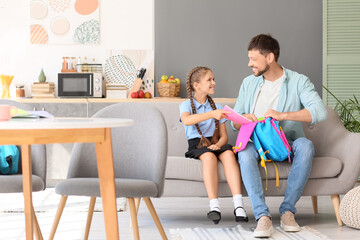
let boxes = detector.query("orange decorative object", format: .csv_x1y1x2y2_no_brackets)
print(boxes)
30,24,48,44
75,0,98,15
0,74,14,98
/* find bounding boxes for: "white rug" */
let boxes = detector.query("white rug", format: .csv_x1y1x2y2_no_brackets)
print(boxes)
0,188,127,213
170,225,330,240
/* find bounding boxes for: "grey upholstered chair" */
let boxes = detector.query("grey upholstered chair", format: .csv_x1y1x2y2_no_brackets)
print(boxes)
49,102,168,240
0,99,47,239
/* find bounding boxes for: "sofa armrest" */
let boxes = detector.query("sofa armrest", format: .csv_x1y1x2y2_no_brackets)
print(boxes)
303,106,360,189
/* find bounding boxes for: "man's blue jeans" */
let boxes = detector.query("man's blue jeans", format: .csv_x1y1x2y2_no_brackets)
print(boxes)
237,137,314,220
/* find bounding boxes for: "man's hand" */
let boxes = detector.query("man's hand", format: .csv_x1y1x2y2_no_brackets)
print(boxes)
211,110,231,120
264,109,286,121
208,144,220,150
242,113,258,122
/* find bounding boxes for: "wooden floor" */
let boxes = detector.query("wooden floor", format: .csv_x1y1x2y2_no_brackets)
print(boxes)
0,188,359,240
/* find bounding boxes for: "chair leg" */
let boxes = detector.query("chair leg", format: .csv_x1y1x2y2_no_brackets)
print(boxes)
331,194,343,226
32,206,43,240
130,198,142,228
84,197,96,240
49,195,68,240
135,197,141,213
128,198,140,240
311,196,318,214
143,197,168,240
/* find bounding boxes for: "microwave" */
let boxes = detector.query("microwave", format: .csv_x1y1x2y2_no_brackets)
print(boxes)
58,72,105,98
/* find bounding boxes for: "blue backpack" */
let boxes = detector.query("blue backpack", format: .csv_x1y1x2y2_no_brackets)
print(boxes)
252,118,292,163
0,145,19,175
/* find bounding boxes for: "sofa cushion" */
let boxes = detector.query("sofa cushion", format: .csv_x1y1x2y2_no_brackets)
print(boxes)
165,156,342,182
259,157,342,180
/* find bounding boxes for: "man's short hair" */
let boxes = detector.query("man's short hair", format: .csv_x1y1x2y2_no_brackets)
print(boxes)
248,34,280,62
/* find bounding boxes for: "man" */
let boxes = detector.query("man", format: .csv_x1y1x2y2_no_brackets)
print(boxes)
231,34,327,238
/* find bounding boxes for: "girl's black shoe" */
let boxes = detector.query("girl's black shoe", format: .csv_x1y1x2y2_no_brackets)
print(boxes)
207,210,221,224
234,206,249,222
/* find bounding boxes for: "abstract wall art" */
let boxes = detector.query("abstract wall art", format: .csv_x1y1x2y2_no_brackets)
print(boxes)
30,0,100,45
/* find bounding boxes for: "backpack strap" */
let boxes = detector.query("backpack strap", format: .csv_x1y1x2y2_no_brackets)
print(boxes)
270,119,291,162
252,129,270,190
271,161,280,187
252,127,280,191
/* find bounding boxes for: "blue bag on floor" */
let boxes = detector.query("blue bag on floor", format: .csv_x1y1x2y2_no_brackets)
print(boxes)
0,145,19,174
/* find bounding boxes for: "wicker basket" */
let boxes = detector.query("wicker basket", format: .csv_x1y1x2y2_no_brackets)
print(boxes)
157,82,181,97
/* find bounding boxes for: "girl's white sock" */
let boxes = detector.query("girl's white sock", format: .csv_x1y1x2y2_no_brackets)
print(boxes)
233,194,246,217
209,198,220,212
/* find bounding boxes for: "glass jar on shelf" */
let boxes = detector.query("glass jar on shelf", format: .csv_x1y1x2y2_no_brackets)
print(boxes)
16,84,25,98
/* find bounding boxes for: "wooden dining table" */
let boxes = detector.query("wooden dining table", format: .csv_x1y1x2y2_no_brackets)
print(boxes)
0,117,134,239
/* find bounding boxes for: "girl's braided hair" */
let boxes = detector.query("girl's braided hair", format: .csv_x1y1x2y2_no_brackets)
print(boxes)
186,66,220,148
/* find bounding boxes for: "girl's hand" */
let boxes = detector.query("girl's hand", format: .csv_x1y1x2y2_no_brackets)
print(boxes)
212,109,231,120
242,113,257,122
208,144,220,150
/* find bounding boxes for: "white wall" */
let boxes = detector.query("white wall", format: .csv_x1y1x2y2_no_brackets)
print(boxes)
0,0,154,97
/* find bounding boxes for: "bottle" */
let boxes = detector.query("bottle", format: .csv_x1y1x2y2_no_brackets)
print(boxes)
66,57,71,70
62,57,66,70
76,57,82,72
71,57,76,70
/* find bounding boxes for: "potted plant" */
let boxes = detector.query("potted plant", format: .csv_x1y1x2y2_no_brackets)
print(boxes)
323,85,360,133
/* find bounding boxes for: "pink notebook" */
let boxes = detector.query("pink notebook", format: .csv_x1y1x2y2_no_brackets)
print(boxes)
223,105,252,125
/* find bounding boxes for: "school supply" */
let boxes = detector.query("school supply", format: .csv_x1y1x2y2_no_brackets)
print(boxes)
233,117,292,190
0,145,19,174
223,105,252,125
10,107,54,119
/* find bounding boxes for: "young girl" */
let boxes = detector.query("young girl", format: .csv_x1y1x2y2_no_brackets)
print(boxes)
179,66,248,224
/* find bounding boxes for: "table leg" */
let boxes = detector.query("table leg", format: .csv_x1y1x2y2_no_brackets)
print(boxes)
21,144,34,240
95,128,119,240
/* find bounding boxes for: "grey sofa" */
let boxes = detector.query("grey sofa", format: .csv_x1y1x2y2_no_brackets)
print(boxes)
145,99,360,226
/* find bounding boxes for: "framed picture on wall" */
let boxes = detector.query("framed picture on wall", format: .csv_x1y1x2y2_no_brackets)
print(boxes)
30,0,100,45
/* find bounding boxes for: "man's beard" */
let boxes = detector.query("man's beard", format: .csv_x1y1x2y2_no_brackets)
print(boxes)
254,64,270,77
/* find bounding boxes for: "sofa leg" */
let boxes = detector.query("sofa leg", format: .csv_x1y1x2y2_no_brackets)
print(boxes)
311,196,318,214
331,194,343,226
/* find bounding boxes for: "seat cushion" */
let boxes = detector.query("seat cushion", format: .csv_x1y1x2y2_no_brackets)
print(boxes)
55,178,159,198
0,175,45,193
259,157,342,180
165,156,342,182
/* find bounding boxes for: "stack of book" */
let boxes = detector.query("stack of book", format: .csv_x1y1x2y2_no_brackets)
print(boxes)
106,84,128,99
31,82,56,98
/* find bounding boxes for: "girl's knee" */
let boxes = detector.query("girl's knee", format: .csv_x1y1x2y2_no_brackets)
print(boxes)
200,152,218,162
219,150,236,159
